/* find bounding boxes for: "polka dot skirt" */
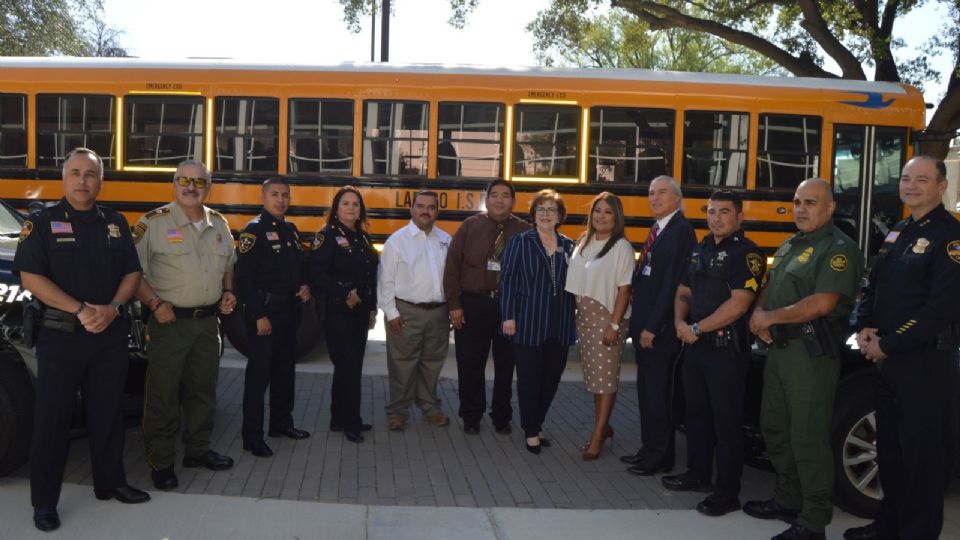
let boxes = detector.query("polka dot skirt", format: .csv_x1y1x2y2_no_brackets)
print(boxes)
575,295,628,395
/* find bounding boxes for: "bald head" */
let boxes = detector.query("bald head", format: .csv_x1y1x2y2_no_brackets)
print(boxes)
793,177,836,233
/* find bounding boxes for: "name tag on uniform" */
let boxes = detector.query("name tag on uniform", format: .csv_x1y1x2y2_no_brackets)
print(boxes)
266,231,279,241
641,265,652,276
107,223,121,238
487,259,501,272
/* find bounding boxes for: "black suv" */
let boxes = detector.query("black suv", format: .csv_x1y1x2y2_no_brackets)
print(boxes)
0,201,148,477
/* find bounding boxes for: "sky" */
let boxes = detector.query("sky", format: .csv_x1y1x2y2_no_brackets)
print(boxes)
102,0,953,116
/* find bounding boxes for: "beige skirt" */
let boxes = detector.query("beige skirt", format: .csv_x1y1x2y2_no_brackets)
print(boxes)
575,296,629,395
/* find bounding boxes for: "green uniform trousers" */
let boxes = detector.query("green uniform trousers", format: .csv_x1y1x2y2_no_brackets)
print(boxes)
760,338,840,533
142,315,221,470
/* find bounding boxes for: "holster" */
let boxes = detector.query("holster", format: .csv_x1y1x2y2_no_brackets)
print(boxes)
41,307,77,333
22,298,42,346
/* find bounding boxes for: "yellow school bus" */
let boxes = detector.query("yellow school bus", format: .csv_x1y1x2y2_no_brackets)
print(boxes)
0,58,927,255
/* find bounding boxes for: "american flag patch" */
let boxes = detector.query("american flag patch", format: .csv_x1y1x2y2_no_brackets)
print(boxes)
165,228,185,243
266,231,279,241
50,221,73,234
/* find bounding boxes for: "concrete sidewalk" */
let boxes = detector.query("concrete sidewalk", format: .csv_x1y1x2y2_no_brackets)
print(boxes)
3,316,958,539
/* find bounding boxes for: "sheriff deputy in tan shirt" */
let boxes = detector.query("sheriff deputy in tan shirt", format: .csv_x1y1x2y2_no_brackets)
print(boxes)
134,159,237,491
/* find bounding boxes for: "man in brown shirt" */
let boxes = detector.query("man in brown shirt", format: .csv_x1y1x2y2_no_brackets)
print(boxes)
443,179,531,434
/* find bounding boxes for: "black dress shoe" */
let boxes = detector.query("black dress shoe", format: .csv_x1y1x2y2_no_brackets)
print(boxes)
463,422,480,434
626,462,673,476
525,442,542,455
182,450,234,471
696,494,741,517
843,522,878,540
93,485,151,504
33,507,60,532
268,426,311,439
772,524,825,540
661,473,713,492
243,439,274,457
331,423,372,432
538,437,552,448
743,498,799,524
493,422,512,435
344,430,364,443
151,467,178,490
619,450,646,465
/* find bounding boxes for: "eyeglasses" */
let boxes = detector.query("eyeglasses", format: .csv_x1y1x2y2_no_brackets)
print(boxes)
176,176,209,189
534,206,559,215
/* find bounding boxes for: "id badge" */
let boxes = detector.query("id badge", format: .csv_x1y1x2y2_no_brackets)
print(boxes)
487,259,501,272
641,265,652,276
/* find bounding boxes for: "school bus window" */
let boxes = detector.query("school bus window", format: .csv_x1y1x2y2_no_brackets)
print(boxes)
363,100,428,176
289,99,354,174
0,94,27,167
589,106,674,184
215,97,279,173
125,95,204,167
437,102,504,178
36,94,115,169
757,114,822,190
514,104,579,177
683,111,749,187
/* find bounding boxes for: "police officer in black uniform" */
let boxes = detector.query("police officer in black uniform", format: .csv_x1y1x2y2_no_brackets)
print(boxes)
13,148,150,532
309,186,379,443
662,190,766,517
237,178,312,458
844,156,960,540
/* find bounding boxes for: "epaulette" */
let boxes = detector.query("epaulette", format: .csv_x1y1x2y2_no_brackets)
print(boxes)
144,207,172,220
209,208,229,223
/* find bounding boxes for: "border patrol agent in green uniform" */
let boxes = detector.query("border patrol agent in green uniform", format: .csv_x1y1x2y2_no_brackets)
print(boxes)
745,178,864,540
134,160,238,491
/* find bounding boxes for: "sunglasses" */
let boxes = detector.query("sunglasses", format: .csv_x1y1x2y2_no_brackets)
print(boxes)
176,176,209,189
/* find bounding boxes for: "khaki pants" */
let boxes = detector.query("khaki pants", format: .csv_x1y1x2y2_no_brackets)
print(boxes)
385,301,449,419
142,315,221,470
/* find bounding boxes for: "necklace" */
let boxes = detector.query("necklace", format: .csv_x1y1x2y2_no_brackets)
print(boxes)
549,250,558,296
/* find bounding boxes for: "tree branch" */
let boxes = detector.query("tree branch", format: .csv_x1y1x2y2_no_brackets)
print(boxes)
612,0,836,78
797,0,866,79
872,0,901,81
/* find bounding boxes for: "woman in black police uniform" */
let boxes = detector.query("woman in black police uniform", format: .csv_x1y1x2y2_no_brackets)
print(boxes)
309,186,378,443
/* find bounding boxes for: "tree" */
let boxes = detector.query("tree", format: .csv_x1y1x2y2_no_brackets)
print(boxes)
527,4,782,74
0,0,127,57
451,0,960,158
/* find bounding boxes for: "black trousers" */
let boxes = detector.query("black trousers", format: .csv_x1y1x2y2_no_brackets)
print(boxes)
31,324,128,509
454,293,514,425
875,347,960,540
513,339,568,438
682,338,748,498
634,345,677,468
241,302,297,443
324,305,369,431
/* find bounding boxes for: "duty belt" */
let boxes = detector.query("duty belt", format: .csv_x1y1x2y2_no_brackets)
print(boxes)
171,304,219,319
772,323,806,340
397,298,447,310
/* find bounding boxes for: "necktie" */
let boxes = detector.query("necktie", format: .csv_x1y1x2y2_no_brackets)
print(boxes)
492,223,505,282
635,222,660,275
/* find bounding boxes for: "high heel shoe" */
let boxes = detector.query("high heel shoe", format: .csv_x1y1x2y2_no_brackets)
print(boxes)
582,425,614,451
582,433,604,461
525,437,542,455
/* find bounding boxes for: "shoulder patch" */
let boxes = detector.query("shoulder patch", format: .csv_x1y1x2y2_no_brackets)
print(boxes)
238,232,257,254
144,207,171,220
133,222,147,244
746,252,763,276
829,253,849,272
18,219,33,243
947,240,960,265
313,233,325,250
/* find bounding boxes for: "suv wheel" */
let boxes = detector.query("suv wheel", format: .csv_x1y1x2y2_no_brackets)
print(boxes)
831,378,882,518
0,348,34,477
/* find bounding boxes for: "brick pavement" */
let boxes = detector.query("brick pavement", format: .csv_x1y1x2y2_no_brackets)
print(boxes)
36,366,775,510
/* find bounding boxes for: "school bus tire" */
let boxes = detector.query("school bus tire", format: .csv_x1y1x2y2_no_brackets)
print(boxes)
0,343,33,477
221,299,322,360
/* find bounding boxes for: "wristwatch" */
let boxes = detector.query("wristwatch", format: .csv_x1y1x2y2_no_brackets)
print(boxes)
609,322,620,331
691,322,702,337
110,301,123,316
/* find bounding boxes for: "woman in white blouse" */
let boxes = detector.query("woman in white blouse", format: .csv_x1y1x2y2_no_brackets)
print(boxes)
565,192,635,460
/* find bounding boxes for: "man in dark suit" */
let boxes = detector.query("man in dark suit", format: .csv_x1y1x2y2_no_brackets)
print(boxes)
623,175,696,476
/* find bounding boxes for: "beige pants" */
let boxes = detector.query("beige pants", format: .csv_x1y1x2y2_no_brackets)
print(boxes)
385,301,450,418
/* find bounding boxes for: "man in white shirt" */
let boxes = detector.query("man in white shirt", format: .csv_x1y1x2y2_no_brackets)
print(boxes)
377,191,452,431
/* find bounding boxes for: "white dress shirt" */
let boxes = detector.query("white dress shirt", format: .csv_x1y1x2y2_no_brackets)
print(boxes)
377,220,452,321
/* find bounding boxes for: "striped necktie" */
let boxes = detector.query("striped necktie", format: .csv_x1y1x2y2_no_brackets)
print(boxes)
635,221,660,273
492,223,506,261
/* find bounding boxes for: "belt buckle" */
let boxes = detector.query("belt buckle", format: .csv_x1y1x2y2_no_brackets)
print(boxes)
192,307,205,319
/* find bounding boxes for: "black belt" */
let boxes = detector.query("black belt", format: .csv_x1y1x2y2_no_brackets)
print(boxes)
171,304,219,319
465,290,499,300
397,298,447,310
773,323,806,339
262,291,297,305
